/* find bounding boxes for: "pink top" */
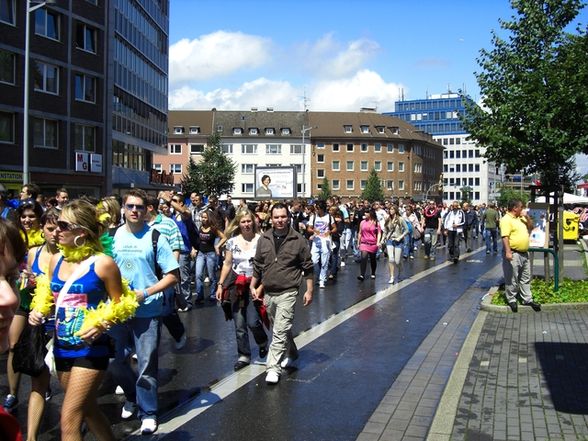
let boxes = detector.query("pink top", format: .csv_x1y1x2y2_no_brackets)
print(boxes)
359,220,381,253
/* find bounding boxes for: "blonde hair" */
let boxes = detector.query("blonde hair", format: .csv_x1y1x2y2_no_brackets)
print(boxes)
99,196,122,227
60,199,105,250
224,208,259,238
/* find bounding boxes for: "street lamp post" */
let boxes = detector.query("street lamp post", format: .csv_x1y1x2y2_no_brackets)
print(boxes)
23,0,56,185
301,125,315,198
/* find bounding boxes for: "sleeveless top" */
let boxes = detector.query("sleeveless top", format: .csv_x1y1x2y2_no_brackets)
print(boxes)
50,256,110,358
198,227,216,253
31,245,44,276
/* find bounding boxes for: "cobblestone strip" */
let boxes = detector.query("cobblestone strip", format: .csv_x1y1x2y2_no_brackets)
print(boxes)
450,310,588,441
356,265,503,441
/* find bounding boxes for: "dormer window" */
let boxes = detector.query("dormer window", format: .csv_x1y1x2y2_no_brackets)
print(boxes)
189,126,200,134
344,125,353,134
281,128,291,135
360,125,369,134
216,125,223,133
375,125,385,134
173,126,184,134
390,126,400,135
265,128,275,135
249,128,258,135
233,127,242,135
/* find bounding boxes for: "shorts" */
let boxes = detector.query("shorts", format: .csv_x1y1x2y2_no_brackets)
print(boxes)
55,356,110,372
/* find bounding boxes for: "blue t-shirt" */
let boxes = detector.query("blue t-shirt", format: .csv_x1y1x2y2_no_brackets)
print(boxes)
113,224,179,318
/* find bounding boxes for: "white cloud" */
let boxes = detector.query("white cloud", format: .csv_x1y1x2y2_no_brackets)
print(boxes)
169,31,272,83
169,70,403,112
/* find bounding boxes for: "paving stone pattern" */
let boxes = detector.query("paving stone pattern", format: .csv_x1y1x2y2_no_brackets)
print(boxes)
451,310,588,441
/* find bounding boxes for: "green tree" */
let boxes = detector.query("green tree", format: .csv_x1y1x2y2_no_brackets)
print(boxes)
181,133,236,196
583,173,588,183
497,187,529,208
318,177,332,201
460,186,473,204
361,168,385,203
462,0,588,193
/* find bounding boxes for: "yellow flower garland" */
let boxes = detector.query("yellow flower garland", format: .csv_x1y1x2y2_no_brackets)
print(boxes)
57,243,99,263
30,274,53,316
22,228,45,248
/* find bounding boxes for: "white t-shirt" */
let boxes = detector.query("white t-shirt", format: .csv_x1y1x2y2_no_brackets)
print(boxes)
225,234,259,277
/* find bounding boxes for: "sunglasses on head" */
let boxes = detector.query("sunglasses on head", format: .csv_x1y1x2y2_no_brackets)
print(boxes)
57,220,82,231
125,203,145,211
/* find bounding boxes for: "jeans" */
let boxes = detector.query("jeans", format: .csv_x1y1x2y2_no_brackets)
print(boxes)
264,290,298,375
447,230,460,259
484,228,498,253
311,237,331,284
196,251,217,299
232,296,267,359
403,233,414,258
423,228,438,257
176,253,193,305
339,228,352,261
109,317,161,420
329,240,340,277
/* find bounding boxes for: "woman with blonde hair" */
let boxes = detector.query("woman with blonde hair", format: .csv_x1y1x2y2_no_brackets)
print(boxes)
383,205,408,284
216,209,268,370
29,199,137,441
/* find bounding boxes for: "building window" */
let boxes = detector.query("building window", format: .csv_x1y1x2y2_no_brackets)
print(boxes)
241,164,254,174
386,180,394,190
346,143,354,152
0,50,15,84
398,162,405,172
332,160,340,171
374,143,382,152
189,126,200,134
316,142,325,149
317,169,325,178
332,179,340,190
221,143,233,154
281,128,291,135
35,8,59,40
153,163,162,173
0,111,14,143
332,143,340,152
398,144,405,153
233,127,242,135
74,74,96,103
76,23,96,53
242,183,254,193
360,160,368,171
346,179,354,190
387,161,394,172
169,144,181,154
387,143,394,153
374,161,381,171
190,144,204,154
398,180,404,191
344,125,352,133
249,128,258,135
33,61,59,94
173,126,184,134
170,164,182,174
390,126,400,135
413,163,422,173
33,118,58,149
317,154,324,163
290,144,303,154
293,164,304,173
242,144,257,154
74,124,95,151
266,144,281,154
360,143,368,152
376,126,385,134
0,0,15,25
360,125,369,134
346,161,354,171
265,128,275,135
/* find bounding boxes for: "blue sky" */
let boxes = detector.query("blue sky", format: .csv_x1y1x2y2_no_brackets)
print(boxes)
168,0,588,173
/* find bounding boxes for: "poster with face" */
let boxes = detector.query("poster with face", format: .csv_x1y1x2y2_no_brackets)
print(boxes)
528,203,549,248
254,166,297,199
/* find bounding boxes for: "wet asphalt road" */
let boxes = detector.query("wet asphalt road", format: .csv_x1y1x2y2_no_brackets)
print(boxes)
0,239,498,440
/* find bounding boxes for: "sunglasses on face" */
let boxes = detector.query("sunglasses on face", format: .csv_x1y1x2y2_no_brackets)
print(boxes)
125,204,145,211
57,220,82,231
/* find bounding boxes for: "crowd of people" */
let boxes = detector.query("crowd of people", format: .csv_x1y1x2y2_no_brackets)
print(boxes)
0,183,540,439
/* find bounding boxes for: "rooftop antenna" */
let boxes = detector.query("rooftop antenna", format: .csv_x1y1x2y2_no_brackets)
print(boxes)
301,89,311,111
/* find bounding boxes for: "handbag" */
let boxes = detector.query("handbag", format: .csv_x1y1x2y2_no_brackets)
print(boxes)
12,324,48,377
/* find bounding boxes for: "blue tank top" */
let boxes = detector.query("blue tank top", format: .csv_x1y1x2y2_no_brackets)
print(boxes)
50,256,110,358
31,245,44,276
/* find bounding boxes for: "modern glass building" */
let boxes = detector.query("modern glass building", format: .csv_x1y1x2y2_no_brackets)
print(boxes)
108,0,170,192
386,93,501,204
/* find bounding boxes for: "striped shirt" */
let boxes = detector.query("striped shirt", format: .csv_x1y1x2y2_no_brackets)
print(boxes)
149,214,183,252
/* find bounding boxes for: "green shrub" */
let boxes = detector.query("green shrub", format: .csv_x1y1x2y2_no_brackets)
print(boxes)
491,278,588,305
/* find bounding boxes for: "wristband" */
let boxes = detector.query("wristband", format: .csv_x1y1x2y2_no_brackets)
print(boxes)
143,289,149,298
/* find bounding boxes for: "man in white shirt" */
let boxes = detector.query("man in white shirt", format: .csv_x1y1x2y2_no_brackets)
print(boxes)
442,201,465,263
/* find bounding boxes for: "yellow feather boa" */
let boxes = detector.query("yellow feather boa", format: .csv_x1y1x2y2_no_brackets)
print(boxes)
58,243,100,263
22,228,45,248
30,274,138,332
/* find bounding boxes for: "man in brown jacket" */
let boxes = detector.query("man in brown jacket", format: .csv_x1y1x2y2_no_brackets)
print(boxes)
250,202,314,384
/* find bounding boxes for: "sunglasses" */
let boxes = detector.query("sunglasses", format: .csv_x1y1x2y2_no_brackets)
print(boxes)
125,203,145,211
57,220,83,231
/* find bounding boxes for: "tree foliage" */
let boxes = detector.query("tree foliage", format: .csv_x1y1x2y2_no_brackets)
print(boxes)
181,133,236,196
361,168,385,202
462,0,588,193
497,187,530,208
460,186,474,204
318,177,332,201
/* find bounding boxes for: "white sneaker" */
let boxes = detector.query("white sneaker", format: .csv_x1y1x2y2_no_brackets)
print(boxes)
265,371,280,384
121,400,136,419
175,333,187,350
131,353,138,361
280,356,298,368
319,281,325,288
204,277,210,283
388,277,394,284
140,418,158,435
115,385,125,395
340,261,346,267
